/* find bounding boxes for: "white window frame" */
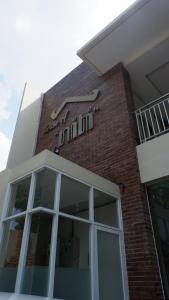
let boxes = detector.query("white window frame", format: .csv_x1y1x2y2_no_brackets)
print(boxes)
0,166,129,300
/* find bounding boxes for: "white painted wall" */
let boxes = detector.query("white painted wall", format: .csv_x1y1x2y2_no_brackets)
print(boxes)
0,169,11,218
137,132,169,183
7,84,42,169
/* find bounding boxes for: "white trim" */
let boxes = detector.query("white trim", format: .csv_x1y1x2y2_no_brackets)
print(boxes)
0,184,12,220
119,233,129,300
3,211,26,222
8,172,32,185
59,212,90,223
54,173,61,211
47,213,59,298
89,187,94,222
27,172,36,210
90,224,95,300
145,188,166,299
95,224,128,300
117,198,129,300
94,221,120,234
27,207,56,215
94,226,100,300
15,213,31,293
47,173,61,298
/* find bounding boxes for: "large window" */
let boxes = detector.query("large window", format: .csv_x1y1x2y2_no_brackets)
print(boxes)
147,180,169,299
0,167,127,299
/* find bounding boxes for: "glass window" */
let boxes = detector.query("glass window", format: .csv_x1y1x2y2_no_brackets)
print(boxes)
147,181,169,299
94,189,118,227
33,169,57,209
8,177,31,216
60,176,89,219
0,170,125,299
22,213,53,297
0,217,25,292
97,230,124,300
54,217,91,300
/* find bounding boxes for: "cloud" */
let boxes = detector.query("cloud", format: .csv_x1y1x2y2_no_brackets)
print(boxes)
15,16,32,33
0,81,11,119
0,0,136,93
0,132,11,171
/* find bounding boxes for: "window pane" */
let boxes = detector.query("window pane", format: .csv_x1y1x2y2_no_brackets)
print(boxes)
33,169,56,209
0,217,25,292
94,190,118,227
8,177,31,216
60,175,89,219
147,181,169,299
97,231,124,300
54,217,91,300
22,213,53,297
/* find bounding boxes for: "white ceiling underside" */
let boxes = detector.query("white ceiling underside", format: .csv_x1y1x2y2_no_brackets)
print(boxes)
77,0,169,107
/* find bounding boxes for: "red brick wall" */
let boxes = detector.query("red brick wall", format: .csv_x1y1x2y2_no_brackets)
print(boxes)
35,63,164,299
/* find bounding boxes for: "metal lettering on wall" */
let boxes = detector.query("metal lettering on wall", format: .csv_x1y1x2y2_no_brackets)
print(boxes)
58,109,99,147
44,89,100,148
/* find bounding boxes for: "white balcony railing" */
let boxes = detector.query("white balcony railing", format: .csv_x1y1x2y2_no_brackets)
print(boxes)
135,93,169,144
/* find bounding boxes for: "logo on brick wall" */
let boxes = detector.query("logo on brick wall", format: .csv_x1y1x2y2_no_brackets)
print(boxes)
44,89,100,149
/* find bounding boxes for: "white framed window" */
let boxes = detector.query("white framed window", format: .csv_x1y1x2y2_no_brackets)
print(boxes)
0,166,128,300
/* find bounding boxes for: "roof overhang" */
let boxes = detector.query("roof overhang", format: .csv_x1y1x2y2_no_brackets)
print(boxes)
77,0,169,105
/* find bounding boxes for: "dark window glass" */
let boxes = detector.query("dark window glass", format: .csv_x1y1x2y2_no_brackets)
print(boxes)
60,176,89,219
94,189,118,227
0,217,25,292
8,177,31,216
97,231,124,300
22,213,53,297
54,217,91,300
147,181,169,299
34,169,56,209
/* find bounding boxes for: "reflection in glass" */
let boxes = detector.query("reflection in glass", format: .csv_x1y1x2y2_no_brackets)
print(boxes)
33,169,56,209
0,217,25,292
8,177,31,216
97,230,124,300
94,190,118,227
148,181,169,299
54,217,91,300
22,213,52,296
60,175,89,219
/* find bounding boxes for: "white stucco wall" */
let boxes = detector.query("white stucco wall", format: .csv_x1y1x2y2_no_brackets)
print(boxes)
7,84,42,169
0,169,11,219
137,132,169,183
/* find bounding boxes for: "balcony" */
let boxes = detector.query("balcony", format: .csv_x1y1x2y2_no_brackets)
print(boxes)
135,93,169,144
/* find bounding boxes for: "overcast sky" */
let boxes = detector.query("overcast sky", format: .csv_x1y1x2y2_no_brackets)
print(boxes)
0,0,136,171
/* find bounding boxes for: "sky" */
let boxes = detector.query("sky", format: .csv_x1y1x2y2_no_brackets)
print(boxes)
0,0,136,171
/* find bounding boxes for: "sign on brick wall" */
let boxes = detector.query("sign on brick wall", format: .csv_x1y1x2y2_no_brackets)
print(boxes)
44,89,100,149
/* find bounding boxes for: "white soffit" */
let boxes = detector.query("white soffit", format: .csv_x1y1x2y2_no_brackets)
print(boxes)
77,0,169,75
147,61,169,95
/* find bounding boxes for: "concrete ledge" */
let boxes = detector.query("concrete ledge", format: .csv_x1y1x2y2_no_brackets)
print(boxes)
136,132,169,183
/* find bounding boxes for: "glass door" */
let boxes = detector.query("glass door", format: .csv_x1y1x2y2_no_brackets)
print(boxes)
95,226,124,300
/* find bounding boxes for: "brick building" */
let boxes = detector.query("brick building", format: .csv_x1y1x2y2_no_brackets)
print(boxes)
0,0,169,299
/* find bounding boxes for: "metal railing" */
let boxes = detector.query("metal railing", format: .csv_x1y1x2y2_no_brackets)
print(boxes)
135,93,169,144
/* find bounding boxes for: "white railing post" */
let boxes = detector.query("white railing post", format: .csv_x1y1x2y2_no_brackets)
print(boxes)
135,94,169,144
